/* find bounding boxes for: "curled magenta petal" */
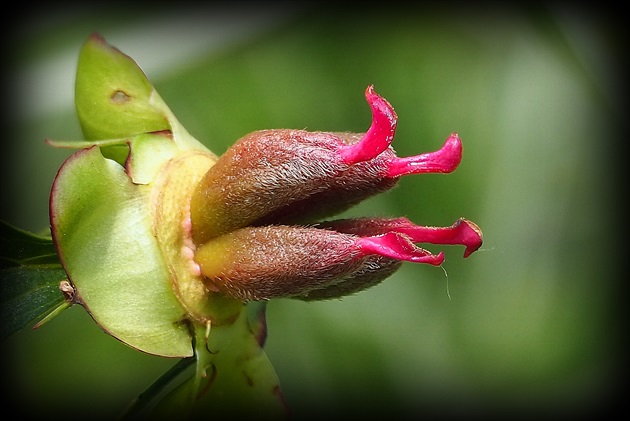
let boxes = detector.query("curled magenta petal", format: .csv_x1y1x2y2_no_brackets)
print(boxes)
320,216,483,258
339,85,397,165
356,232,444,266
391,217,483,258
385,132,463,177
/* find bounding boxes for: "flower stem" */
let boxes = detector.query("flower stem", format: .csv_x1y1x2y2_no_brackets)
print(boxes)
119,357,195,420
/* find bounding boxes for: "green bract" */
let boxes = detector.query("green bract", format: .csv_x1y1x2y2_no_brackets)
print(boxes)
49,35,280,407
50,34,222,357
48,35,284,416
50,140,194,356
74,34,170,140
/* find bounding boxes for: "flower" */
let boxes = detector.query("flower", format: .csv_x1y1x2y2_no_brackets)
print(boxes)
42,34,484,413
191,85,482,301
48,34,482,363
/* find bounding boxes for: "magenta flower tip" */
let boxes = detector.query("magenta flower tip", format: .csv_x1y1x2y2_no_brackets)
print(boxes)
457,219,484,258
339,85,398,165
357,232,445,266
386,132,463,178
386,217,483,258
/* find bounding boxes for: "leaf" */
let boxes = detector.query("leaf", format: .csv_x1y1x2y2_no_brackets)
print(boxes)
73,33,210,155
0,221,68,340
38,34,286,417
75,33,171,141
0,220,60,268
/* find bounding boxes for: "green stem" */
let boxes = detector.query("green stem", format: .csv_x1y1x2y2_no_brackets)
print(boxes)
191,321,214,403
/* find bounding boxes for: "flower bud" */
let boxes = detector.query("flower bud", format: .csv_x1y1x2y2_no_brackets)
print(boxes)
298,217,483,300
190,86,463,245
195,224,444,301
297,256,402,301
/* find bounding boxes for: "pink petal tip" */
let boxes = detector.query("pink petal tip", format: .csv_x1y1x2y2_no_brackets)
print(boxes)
339,85,398,165
357,232,445,266
386,132,463,177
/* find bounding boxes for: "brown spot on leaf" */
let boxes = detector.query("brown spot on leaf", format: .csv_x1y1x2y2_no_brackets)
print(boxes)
243,371,254,387
111,90,131,104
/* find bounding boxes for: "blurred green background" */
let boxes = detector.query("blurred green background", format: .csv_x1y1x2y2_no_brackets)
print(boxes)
3,3,622,419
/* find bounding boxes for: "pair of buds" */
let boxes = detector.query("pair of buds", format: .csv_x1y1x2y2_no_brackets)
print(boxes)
189,86,482,301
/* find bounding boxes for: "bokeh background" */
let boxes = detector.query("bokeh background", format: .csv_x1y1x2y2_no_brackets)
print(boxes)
3,3,623,419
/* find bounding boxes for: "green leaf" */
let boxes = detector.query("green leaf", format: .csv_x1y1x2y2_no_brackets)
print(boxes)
41,34,286,416
0,266,69,340
0,221,68,340
73,33,210,155
75,33,171,140
0,220,60,268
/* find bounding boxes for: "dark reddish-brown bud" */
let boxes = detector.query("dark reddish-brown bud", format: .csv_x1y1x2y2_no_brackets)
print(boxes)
190,85,482,302
195,224,444,301
190,86,463,245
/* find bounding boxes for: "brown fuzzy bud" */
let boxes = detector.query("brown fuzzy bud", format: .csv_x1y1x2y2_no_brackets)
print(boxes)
190,86,481,302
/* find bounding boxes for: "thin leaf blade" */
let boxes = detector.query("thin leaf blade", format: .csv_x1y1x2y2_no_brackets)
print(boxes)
0,220,68,339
